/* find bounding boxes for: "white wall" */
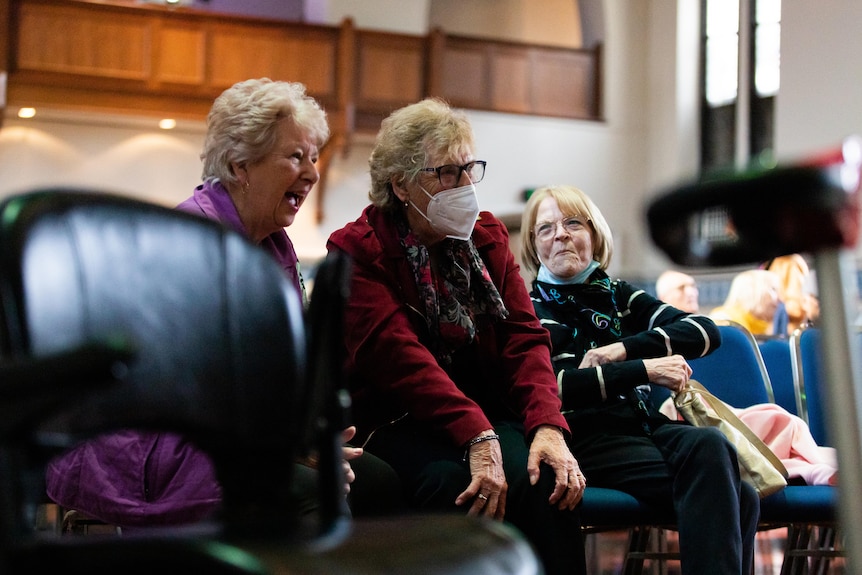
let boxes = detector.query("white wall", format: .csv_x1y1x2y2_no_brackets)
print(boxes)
775,0,862,160
0,115,204,207
430,0,582,48
774,0,862,268
313,0,431,33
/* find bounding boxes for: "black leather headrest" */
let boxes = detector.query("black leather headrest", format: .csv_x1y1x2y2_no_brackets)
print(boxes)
0,189,307,460
647,136,861,266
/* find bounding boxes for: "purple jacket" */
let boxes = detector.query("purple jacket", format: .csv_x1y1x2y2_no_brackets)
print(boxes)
177,179,304,299
45,431,222,527
45,179,303,527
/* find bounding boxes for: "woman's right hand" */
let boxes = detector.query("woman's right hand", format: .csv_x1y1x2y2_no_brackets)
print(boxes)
643,354,692,393
454,430,508,520
579,341,626,368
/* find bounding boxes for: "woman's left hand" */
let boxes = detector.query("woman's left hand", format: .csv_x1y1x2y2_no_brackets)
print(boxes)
527,425,585,511
455,430,508,520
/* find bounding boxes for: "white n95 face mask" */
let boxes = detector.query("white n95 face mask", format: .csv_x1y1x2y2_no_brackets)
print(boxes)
410,184,480,241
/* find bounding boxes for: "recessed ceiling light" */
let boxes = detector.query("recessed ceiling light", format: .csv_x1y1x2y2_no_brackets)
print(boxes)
159,118,177,130
18,107,36,119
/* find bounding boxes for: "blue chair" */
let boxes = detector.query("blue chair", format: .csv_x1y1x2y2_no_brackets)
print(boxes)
790,327,830,446
580,488,678,574
686,322,840,572
760,485,841,574
688,320,774,408
758,336,801,415
635,321,843,574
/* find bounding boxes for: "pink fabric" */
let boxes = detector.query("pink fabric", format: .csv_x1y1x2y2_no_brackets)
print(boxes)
660,399,838,486
735,403,838,486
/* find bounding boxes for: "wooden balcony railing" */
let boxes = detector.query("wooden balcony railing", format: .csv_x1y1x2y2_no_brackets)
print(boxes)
1,0,602,218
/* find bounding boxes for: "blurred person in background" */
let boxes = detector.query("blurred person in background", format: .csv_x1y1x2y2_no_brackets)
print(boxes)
765,254,819,336
710,269,782,336
656,270,700,314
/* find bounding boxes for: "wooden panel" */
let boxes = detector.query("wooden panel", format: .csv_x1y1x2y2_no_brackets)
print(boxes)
435,33,601,120
355,31,424,110
6,0,601,128
207,24,337,96
440,40,486,109
490,47,530,114
17,3,149,79
155,23,205,85
531,50,595,118
8,80,214,118
0,0,10,75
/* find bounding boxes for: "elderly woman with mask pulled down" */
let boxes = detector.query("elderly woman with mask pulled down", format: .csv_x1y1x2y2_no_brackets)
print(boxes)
521,184,759,575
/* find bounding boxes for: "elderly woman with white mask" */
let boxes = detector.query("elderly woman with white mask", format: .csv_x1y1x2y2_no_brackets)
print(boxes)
521,184,760,575
327,99,586,575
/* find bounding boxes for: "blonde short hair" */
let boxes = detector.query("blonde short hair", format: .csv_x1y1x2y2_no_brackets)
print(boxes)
519,185,614,279
368,98,475,213
722,269,781,318
201,78,329,186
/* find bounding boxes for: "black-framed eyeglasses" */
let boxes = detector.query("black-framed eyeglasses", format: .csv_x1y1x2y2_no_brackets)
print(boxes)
420,160,486,187
533,215,589,241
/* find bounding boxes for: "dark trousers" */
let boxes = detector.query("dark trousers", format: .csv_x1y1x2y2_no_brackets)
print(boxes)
291,449,404,533
366,418,587,575
348,450,406,517
569,420,760,575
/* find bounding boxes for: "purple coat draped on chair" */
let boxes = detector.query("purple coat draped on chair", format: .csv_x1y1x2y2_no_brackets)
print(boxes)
45,179,303,527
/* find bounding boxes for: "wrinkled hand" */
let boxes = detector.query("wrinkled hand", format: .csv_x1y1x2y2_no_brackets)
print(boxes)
579,342,626,368
455,430,508,520
341,426,363,494
527,425,584,511
643,355,692,393
299,426,362,495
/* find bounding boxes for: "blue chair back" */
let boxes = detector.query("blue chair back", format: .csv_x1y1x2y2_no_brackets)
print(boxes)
791,327,830,446
688,321,774,408
758,336,800,415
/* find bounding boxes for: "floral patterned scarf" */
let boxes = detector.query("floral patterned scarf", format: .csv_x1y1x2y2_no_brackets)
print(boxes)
397,215,508,364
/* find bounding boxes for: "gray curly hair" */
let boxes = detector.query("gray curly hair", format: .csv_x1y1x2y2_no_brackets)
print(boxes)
368,98,475,212
201,78,329,185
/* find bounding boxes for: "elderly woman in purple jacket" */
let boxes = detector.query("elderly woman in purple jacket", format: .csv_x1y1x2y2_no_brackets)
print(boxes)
177,78,326,302
45,78,392,528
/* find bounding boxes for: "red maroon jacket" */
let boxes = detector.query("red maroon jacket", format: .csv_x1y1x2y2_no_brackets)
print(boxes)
327,205,569,447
